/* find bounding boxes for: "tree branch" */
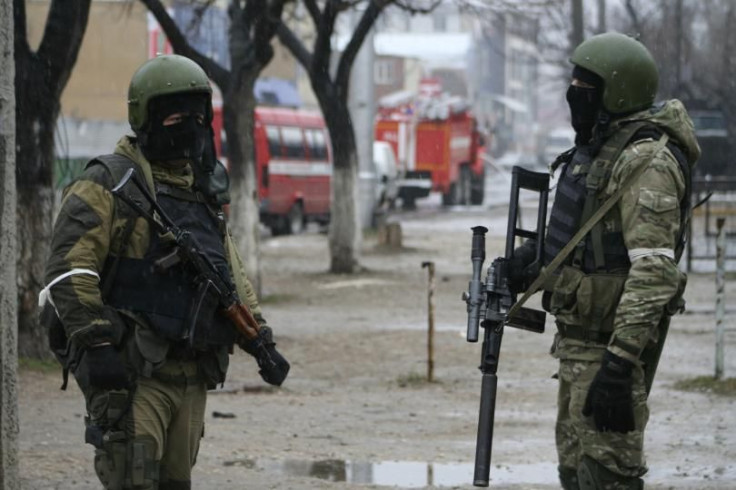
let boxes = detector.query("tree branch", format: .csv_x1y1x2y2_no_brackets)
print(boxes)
393,0,442,15
140,0,230,88
12,0,30,59
254,0,289,66
335,0,385,102
36,0,92,94
304,0,321,25
311,0,339,78
277,22,313,72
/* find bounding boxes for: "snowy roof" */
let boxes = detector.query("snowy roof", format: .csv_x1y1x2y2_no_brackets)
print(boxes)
335,32,472,63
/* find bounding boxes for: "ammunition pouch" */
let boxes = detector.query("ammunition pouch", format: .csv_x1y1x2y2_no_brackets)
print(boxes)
93,434,159,490
85,388,159,489
549,266,627,336
196,346,230,390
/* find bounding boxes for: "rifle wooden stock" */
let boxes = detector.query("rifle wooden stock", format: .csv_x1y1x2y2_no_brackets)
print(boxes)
223,303,260,340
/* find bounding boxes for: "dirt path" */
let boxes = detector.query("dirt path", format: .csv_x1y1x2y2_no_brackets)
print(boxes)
19,201,736,489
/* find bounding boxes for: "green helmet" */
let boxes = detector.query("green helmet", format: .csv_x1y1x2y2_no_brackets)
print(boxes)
570,32,658,114
127,54,212,131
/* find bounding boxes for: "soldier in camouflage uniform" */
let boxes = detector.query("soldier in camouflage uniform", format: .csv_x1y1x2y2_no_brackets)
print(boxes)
512,33,700,489
40,55,289,489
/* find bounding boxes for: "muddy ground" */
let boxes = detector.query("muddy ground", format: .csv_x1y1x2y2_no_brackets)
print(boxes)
18,194,736,490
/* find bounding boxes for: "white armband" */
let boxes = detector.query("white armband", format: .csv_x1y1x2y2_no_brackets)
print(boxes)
38,269,101,310
628,248,675,262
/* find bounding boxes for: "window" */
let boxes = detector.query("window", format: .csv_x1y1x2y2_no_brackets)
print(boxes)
265,126,281,157
281,126,306,159
305,129,328,161
374,60,395,85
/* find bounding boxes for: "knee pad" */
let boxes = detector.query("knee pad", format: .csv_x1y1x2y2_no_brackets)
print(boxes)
577,455,643,490
93,433,159,490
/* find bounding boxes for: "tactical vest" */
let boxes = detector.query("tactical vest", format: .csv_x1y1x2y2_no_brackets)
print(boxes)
545,122,691,336
91,154,237,349
545,122,690,274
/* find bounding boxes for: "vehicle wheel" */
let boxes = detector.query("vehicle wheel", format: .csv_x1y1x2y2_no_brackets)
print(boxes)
286,203,305,235
442,182,459,206
402,196,417,210
459,166,472,205
470,170,485,205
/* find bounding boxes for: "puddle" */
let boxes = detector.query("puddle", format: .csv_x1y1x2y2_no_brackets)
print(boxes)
222,458,558,487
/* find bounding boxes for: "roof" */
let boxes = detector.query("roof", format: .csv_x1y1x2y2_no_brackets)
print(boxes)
335,32,472,64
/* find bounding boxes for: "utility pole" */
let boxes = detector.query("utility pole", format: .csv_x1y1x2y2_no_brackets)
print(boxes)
0,0,20,486
570,0,585,50
348,11,377,229
674,0,683,97
597,0,607,33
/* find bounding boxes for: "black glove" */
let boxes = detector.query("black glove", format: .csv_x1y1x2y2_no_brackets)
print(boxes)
508,240,539,294
582,351,635,433
240,326,290,386
84,344,129,390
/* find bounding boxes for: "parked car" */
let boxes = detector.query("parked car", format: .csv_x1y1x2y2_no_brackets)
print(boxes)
690,110,731,178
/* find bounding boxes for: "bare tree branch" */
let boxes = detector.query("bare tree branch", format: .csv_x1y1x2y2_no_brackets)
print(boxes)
139,0,229,88
277,22,313,70
311,0,339,78
304,0,321,24
625,0,642,35
37,0,92,94
12,0,30,58
393,0,442,15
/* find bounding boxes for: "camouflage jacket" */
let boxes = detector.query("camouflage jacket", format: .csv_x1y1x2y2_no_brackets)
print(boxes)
43,136,266,353
553,100,700,363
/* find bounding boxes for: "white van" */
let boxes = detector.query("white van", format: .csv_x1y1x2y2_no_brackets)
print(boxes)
373,141,400,208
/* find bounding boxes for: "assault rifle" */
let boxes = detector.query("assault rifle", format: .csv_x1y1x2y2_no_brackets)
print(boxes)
462,166,549,487
112,168,289,386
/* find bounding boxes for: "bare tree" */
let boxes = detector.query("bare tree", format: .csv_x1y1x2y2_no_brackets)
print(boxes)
141,0,288,293
1,1,19,485
277,0,422,273
570,0,584,48
14,0,92,358
596,0,606,33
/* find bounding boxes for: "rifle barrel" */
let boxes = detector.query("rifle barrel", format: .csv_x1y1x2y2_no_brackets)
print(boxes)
473,372,498,487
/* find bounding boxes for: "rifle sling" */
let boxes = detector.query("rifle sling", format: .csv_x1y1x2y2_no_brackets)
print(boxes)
507,133,669,321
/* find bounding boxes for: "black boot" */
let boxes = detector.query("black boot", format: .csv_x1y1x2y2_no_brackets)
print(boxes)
559,465,580,490
577,455,644,490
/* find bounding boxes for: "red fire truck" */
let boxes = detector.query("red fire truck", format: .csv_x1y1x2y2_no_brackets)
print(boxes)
212,105,332,235
374,79,486,207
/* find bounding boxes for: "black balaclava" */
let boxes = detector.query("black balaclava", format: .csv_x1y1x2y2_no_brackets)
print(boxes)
139,93,210,164
566,65,603,146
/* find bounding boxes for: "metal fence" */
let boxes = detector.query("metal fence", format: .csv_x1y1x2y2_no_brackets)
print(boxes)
686,178,736,272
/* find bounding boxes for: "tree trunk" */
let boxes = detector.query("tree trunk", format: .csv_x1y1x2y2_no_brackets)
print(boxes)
15,60,58,360
223,76,262,293
318,90,362,273
13,0,91,359
1,0,20,484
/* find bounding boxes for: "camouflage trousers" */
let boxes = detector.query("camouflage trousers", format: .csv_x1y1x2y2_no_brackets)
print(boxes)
84,359,207,489
555,354,650,481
